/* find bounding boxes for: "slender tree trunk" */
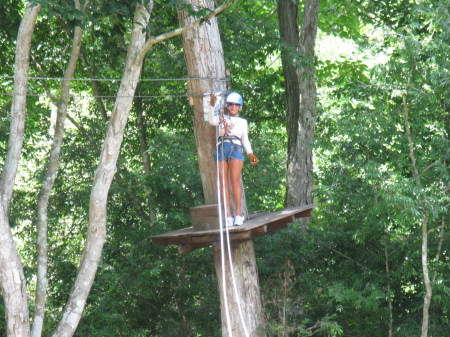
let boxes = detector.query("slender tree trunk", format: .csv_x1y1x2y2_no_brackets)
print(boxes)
420,214,431,337
0,2,40,210
432,217,445,283
51,3,152,336
402,94,419,178
32,3,85,335
383,240,393,337
278,0,320,207
402,94,432,337
0,3,40,336
135,62,157,223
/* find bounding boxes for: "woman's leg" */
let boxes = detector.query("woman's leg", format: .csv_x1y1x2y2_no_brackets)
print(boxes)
228,158,244,216
217,160,232,217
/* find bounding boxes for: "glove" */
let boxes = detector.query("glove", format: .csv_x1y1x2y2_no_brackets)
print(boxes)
248,153,259,166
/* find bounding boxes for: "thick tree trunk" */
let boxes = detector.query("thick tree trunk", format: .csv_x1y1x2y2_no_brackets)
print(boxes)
0,3,40,336
178,0,227,204
213,241,266,337
32,7,84,336
51,3,152,337
278,0,320,207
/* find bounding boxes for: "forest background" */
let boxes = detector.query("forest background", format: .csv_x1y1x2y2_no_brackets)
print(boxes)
0,0,449,336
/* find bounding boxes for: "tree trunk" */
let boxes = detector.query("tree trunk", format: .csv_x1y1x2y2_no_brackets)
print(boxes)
0,3,40,336
278,0,320,207
0,1,40,210
402,94,432,337
420,215,431,337
178,0,228,204
51,3,152,337
32,5,84,335
383,240,393,337
213,241,266,337
135,61,157,223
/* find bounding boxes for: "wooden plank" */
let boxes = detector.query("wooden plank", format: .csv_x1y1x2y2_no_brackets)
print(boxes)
190,204,222,231
266,215,294,233
294,208,313,219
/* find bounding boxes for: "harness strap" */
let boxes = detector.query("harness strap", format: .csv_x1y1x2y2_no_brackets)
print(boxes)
217,136,243,154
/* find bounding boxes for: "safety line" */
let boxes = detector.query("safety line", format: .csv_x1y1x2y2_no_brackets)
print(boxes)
224,177,250,337
215,114,233,337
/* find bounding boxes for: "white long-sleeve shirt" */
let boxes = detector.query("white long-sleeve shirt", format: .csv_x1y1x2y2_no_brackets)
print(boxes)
209,106,253,155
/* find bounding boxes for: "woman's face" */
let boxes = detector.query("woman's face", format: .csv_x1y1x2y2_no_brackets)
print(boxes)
227,102,241,115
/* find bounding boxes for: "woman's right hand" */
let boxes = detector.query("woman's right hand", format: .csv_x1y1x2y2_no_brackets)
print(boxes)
210,93,216,107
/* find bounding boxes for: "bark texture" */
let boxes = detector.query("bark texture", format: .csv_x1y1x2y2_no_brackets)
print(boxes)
213,241,266,337
278,0,320,207
178,0,228,204
0,2,40,210
0,3,40,336
51,3,152,337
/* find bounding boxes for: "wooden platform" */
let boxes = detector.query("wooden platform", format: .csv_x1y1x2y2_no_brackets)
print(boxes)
151,204,315,254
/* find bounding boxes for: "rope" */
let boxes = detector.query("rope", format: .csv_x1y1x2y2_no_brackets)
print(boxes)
216,112,233,337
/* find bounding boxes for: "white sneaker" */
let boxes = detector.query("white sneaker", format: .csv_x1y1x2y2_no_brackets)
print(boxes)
226,217,234,227
234,215,245,226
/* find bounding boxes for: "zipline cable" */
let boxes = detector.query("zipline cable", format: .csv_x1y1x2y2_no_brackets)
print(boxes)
0,75,229,82
0,75,228,99
0,92,206,99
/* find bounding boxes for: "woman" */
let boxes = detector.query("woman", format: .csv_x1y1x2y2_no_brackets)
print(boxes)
209,92,258,227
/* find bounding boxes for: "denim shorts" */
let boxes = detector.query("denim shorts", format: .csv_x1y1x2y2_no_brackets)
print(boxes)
214,141,244,163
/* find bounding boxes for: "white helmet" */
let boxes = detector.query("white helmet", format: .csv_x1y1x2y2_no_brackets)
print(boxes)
226,92,243,105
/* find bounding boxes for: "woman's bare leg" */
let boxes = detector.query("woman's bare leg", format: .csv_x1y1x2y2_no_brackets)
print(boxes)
229,158,244,216
217,160,232,217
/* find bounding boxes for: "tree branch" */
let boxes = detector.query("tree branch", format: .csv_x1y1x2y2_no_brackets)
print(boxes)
136,0,238,65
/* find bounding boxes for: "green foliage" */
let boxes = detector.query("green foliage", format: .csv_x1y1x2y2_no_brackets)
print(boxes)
2,0,449,336
311,1,450,335
0,0,23,57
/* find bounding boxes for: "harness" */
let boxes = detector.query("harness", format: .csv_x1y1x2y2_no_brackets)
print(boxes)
217,135,243,162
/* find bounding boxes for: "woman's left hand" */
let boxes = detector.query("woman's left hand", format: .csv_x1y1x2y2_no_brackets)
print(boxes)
248,153,259,166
